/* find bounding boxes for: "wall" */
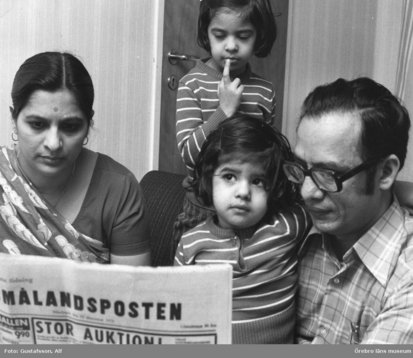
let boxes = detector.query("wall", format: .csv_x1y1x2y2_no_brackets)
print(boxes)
283,0,412,180
283,0,378,143
0,0,164,180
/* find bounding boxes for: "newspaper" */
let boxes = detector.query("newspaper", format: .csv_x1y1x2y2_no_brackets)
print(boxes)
0,254,232,344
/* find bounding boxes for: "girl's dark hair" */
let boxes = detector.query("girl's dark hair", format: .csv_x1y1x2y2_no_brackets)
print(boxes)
194,114,297,217
11,52,94,124
198,0,277,58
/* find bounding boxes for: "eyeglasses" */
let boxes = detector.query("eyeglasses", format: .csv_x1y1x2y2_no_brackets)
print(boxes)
282,157,383,193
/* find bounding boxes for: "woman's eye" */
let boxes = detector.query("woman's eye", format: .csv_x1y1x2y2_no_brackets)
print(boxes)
61,122,83,133
29,121,45,130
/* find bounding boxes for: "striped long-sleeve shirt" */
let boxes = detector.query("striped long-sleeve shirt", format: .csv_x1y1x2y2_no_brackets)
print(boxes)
176,59,277,182
174,203,310,343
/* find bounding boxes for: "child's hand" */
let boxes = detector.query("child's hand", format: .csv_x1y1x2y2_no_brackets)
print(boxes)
218,59,244,117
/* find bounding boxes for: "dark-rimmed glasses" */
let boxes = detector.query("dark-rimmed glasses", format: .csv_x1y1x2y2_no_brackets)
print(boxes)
282,157,384,193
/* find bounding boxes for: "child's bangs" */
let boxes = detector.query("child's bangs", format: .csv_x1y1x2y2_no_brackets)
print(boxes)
218,148,277,170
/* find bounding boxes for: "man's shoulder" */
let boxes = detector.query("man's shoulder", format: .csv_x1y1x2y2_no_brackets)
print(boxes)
385,207,413,291
401,210,413,266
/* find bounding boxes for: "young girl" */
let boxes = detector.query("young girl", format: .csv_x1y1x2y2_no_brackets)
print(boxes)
175,0,278,244
174,115,311,344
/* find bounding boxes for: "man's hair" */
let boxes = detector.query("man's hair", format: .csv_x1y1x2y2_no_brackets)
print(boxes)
197,0,277,57
193,114,298,216
300,77,410,170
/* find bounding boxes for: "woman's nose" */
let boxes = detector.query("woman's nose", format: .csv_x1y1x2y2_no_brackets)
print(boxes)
44,128,62,151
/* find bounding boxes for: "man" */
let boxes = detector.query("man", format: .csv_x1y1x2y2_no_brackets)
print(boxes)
283,77,413,343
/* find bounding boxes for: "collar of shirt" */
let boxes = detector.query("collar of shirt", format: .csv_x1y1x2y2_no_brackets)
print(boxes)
353,197,406,286
207,216,258,240
299,197,407,286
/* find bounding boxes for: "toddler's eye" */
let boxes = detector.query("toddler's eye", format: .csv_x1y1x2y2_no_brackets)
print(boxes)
222,173,235,182
252,178,266,188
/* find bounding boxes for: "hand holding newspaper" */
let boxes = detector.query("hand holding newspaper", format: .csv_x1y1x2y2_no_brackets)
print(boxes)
0,254,232,344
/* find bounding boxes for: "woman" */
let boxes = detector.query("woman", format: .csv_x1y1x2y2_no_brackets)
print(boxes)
0,51,151,265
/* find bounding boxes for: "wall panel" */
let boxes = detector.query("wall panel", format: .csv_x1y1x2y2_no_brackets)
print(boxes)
0,0,163,179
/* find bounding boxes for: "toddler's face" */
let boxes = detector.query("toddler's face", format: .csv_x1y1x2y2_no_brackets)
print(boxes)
207,7,256,76
212,159,268,230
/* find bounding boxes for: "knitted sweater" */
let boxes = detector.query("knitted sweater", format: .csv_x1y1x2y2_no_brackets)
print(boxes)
176,59,277,183
174,203,311,344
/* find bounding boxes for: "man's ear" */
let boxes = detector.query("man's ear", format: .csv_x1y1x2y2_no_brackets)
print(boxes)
379,154,400,190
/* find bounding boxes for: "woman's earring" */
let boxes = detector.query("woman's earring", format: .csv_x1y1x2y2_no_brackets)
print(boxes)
83,137,89,146
11,130,18,142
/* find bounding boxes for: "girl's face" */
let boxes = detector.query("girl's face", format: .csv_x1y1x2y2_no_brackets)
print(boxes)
14,88,89,182
212,158,269,230
207,7,257,76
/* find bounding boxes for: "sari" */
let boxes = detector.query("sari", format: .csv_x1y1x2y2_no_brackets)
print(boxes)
0,147,109,263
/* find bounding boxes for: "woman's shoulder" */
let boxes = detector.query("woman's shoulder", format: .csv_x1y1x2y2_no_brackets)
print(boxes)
93,151,136,180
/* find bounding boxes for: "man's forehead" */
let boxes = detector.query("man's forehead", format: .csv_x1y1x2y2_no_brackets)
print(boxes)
294,111,363,165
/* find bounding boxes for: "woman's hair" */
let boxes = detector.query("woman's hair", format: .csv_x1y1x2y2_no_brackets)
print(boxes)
194,114,298,217
197,0,277,58
11,52,95,124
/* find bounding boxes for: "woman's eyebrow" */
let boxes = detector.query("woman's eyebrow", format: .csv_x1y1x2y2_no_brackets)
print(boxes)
24,115,47,120
61,116,85,121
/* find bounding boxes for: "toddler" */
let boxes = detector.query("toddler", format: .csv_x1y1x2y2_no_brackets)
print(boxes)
174,115,311,343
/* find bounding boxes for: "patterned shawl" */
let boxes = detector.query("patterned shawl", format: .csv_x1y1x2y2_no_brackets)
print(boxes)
0,146,109,263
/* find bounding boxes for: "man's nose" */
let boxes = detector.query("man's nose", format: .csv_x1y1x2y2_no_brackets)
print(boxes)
300,176,324,201
44,128,62,151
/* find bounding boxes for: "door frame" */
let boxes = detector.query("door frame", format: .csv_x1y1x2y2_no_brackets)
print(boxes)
151,0,166,171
